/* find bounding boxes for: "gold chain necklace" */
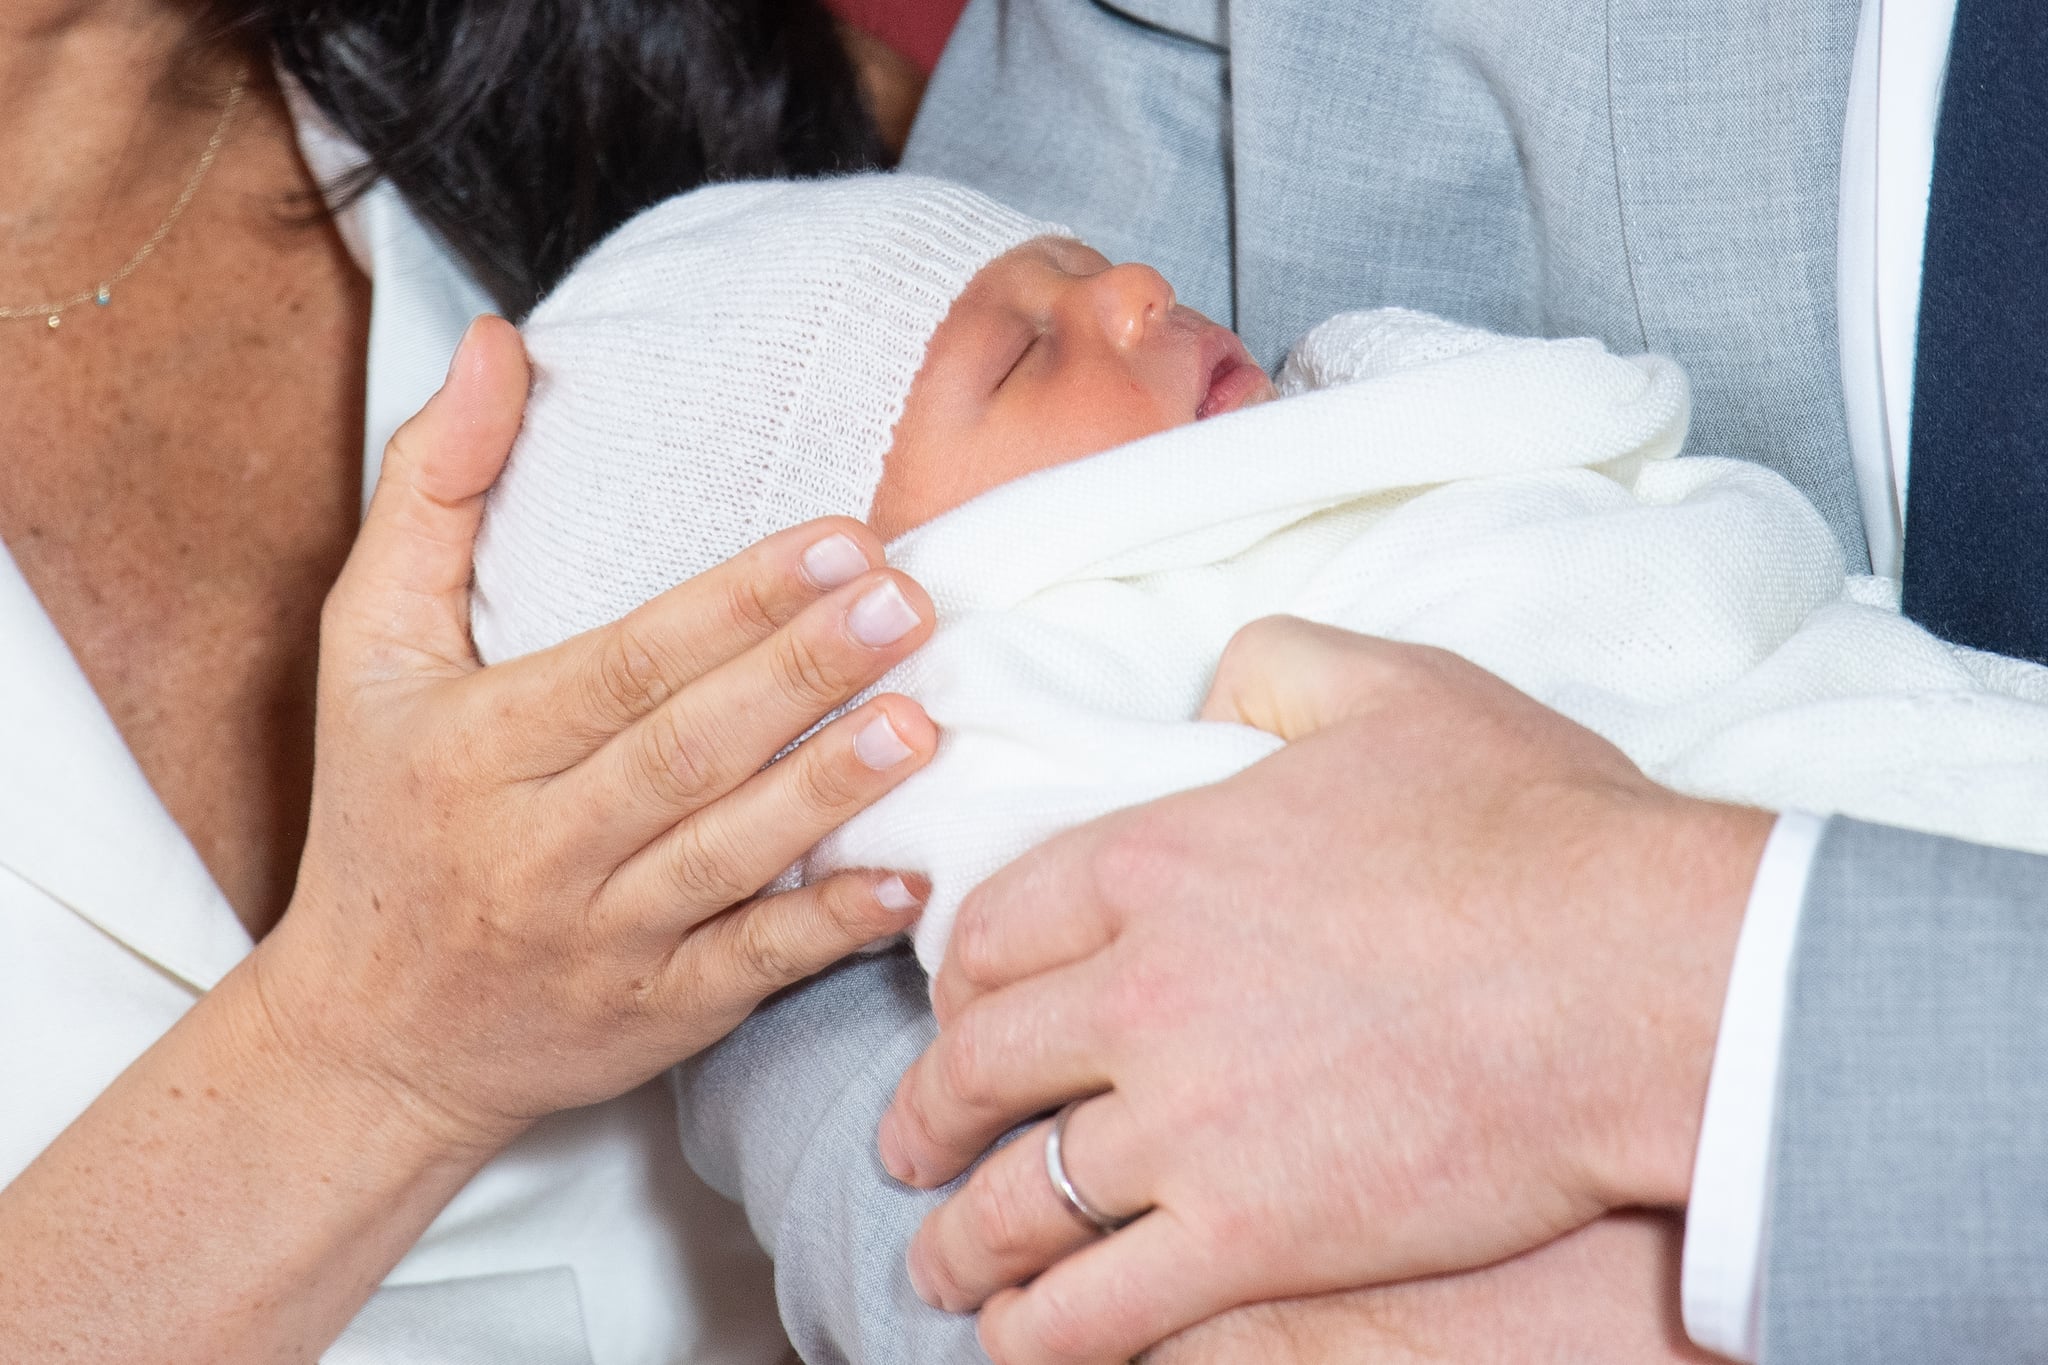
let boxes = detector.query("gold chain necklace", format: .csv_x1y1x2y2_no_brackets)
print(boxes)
1,72,247,331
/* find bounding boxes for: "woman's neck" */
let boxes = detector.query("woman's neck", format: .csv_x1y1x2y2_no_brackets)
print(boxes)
0,2,245,258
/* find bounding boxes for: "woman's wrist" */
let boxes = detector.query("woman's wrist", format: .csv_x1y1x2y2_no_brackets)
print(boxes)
238,913,535,1167
0,942,508,1363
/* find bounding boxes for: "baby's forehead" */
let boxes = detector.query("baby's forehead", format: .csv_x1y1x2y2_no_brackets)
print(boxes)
975,234,1107,280
944,236,1113,323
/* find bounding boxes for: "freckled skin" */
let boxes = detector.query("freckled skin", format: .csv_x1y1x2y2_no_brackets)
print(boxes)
0,67,369,941
868,239,1274,538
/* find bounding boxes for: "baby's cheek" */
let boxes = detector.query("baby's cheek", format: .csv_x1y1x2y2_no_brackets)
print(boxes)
874,376,1189,536
1042,373,1187,463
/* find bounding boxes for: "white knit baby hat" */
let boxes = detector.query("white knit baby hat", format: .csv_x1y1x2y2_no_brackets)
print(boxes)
470,174,1067,663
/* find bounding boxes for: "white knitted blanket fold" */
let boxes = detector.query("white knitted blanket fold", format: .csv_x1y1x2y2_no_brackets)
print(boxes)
802,309,2048,973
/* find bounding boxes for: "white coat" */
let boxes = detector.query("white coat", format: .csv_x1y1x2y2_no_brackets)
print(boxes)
0,93,789,1365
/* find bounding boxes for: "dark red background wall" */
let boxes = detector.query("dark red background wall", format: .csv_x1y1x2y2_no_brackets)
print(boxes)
823,0,972,73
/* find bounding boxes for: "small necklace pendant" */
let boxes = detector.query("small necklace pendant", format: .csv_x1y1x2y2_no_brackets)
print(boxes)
95,286,111,307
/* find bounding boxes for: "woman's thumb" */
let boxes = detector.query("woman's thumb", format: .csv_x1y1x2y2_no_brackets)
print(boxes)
330,316,530,677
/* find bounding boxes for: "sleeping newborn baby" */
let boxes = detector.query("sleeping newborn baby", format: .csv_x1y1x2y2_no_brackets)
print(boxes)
474,174,2048,974
472,174,1273,637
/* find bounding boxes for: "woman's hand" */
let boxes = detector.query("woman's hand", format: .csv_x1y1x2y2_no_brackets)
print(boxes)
259,314,941,1147
876,616,1770,1365
0,317,939,1364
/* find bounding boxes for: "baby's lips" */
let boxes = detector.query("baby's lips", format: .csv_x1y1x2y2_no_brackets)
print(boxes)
1195,324,1275,420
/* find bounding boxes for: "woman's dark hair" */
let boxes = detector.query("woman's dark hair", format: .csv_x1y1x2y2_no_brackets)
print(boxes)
210,1,883,317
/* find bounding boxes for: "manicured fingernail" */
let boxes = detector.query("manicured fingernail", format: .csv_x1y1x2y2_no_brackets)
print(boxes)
878,1113,915,1183
875,874,925,913
445,315,489,381
855,713,915,771
906,1246,941,1307
445,320,474,380
801,532,870,589
848,579,921,647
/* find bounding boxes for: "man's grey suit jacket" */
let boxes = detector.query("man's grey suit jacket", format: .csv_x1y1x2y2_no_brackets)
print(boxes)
678,2,2048,1359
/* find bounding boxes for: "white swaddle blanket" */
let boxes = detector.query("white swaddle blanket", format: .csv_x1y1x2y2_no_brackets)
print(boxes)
805,309,2048,972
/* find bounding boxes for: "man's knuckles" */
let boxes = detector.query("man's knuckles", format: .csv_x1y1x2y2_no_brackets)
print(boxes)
1085,807,1197,918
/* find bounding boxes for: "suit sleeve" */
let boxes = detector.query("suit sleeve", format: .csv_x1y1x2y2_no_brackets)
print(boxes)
1762,817,2048,1361
673,948,990,1364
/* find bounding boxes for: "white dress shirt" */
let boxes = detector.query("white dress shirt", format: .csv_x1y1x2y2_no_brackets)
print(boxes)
1681,1,1958,1356
0,96,789,1365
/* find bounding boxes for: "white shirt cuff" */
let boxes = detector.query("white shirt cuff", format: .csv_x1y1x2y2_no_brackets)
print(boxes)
1680,809,1827,1362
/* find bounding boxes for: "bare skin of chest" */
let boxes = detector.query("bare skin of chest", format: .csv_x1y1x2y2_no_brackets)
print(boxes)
0,86,370,941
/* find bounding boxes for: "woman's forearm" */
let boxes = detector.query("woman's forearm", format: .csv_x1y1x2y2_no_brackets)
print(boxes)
0,954,504,1364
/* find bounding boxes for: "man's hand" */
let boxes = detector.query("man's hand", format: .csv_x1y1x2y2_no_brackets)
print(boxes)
1147,1212,1725,1365
876,618,1772,1364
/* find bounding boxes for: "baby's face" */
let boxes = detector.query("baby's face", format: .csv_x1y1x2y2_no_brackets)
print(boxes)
869,238,1276,537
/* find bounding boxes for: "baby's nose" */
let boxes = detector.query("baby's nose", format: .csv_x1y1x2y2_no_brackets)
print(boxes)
1087,263,1178,349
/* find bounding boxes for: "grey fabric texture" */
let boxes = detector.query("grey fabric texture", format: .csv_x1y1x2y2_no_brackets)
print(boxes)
676,949,988,1364
904,0,1236,331
675,2,2048,1360
1764,818,2048,1361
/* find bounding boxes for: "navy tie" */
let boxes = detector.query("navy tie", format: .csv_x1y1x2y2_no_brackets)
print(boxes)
1901,0,2048,664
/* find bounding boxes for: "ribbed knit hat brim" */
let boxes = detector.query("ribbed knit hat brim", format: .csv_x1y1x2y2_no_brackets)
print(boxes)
471,174,1067,663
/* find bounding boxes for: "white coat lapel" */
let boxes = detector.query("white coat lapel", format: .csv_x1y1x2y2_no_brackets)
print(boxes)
285,78,493,514
0,541,250,993
345,181,494,511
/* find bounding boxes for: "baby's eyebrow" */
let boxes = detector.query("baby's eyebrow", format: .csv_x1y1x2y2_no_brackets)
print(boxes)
1045,237,1111,277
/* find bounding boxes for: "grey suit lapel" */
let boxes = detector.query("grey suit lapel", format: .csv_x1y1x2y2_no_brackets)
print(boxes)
1607,0,1870,565
1222,0,1870,562
1095,0,1225,48
1225,0,1547,366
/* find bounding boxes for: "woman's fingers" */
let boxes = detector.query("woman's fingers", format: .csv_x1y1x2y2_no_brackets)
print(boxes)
600,694,938,933
668,868,931,1016
329,317,530,678
563,569,934,861
487,518,890,771
975,1211,1231,1365
907,1095,1147,1314
881,963,1113,1188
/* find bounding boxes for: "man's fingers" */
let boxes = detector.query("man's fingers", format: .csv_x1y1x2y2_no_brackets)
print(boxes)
668,868,930,1011
881,964,1113,1188
486,518,889,769
1199,615,1420,740
932,818,1127,1024
906,1095,1146,1314
975,1211,1233,1365
599,694,938,932
330,316,529,676
560,569,933,856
